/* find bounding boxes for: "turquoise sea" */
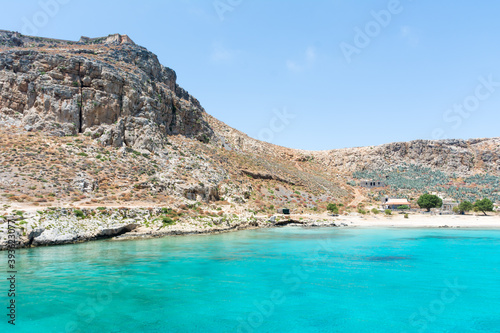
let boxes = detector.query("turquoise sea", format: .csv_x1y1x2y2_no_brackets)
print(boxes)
2,227,500,333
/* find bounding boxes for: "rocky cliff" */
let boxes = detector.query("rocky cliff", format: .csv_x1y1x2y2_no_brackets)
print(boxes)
0,30,214,151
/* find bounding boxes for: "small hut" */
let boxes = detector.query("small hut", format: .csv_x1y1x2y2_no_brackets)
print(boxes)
277,208,290,215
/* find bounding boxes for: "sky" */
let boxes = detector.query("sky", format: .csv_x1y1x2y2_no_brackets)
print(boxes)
1,0,499,150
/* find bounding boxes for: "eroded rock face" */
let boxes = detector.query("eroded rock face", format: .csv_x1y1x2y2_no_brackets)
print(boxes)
0,31,214,151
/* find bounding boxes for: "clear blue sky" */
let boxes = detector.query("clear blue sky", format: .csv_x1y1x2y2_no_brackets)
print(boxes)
1,0,499,150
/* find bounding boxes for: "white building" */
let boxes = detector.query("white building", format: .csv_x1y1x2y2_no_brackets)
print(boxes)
382,197,411,209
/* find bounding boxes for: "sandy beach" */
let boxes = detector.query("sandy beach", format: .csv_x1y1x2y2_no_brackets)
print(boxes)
331,214,500,229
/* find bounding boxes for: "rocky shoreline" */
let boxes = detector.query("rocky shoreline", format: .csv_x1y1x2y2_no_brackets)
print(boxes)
0,207,343,250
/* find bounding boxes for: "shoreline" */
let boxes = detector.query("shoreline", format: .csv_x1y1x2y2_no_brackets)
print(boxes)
1,209,499,250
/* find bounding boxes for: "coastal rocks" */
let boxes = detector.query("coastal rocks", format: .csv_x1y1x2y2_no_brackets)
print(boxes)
274,219,342,228
0,205,350,250
304,221,341,227
96,223,139,238
0,207,275,250
0,216,27,250
31,228,79,246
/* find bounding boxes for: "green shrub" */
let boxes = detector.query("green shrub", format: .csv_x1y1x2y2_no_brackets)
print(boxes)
162,217,175,226
371,208,380,214
458,201,473,214
74,209,85,218
385,209,392,215
327,203,339,214
404,214,409,219
161,207,173,214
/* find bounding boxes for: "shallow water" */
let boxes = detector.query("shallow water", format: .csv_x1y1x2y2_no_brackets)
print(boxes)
2,228,500,332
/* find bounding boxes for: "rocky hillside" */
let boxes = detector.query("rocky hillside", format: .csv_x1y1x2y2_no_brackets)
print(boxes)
0,30,499,213
0,30,214,150
313,138,500,175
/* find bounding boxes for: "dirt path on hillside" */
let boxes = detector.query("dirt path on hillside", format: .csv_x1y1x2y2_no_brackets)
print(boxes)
348,186,366,208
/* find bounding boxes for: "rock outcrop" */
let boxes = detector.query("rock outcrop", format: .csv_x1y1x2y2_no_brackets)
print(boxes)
0,30,214,151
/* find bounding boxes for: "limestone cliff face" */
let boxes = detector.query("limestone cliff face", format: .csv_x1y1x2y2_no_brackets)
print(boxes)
0,30,213,151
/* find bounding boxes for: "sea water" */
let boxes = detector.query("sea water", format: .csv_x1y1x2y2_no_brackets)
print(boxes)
2,227,500,332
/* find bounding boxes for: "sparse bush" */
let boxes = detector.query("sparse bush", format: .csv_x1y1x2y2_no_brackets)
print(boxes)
161,207,172,214
162,217,175,226
74,209,85,218
327,203,339,214
385,209,392,215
